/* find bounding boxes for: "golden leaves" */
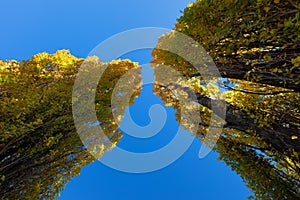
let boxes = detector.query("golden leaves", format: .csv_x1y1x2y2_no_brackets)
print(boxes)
291,135,298,140
1,51,142,199
187,2,194,8
264,6,271,12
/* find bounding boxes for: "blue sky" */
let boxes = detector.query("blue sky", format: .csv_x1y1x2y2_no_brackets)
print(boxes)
0,0,252,199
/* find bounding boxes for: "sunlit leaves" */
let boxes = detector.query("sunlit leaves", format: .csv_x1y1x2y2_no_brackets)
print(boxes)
0,50,141,199
161,0,300,91
152,0,300,198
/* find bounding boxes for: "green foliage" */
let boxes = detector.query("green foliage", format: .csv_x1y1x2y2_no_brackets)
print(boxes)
153,0,300,91
151,0,300,198
153,65,300,199
216,137,299,199
0,50,141,199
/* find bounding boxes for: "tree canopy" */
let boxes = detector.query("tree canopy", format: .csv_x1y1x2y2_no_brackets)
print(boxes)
174,0,300,91
0,50,141,199
1,1,300,199
151,0,300,199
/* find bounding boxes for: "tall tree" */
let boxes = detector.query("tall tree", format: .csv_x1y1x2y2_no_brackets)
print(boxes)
152,73,300,199
151,0,300,198
0,50,141,199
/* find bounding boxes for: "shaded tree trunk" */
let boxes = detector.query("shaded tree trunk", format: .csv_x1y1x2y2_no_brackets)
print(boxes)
196,93,300,153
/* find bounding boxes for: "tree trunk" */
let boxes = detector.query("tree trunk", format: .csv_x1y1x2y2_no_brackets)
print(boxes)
196,93,300,153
